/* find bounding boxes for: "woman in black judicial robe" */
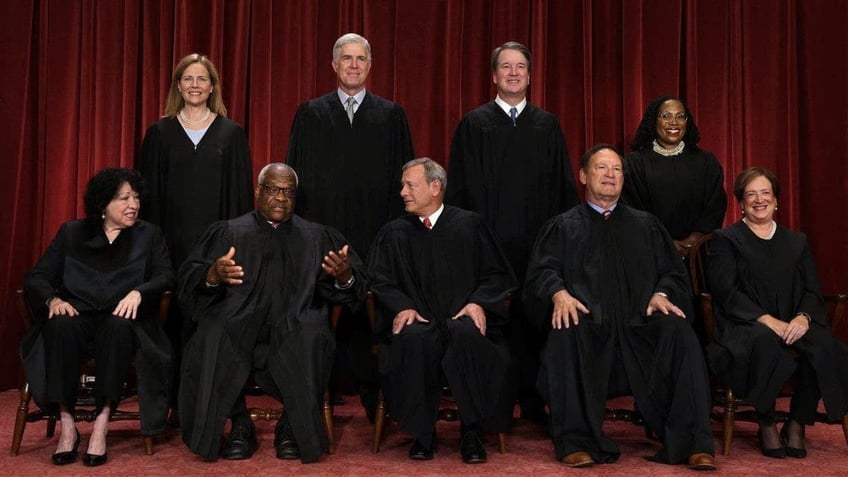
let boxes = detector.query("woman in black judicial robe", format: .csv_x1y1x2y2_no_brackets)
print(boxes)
622,95,727,257
21,168,173,467
137,53,253,416
708,167,848,458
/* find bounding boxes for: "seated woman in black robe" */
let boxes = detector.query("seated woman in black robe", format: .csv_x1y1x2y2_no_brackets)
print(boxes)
21,168,174,467
708,167,848,458
622,95,727,257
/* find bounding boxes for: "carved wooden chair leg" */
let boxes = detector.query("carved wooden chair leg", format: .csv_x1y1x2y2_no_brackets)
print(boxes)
722,389,736,455
497,432,506,453
322,392,334,454
10,382,32,456
372,391,387,453
143,436,154,455
841,413,848,448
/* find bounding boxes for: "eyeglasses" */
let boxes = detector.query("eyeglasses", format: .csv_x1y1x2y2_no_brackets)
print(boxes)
658,112,688,123
259,184,297,198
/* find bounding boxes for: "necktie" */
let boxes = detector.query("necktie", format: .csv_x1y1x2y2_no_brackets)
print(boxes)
510,107,517,126
423,217,433,229
603,210,611,220
346,96,357,124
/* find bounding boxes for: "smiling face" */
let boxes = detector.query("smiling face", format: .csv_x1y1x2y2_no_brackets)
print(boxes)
255,168,297,223
741,175,777,225
179,62,213,108
654,99,688,148
332,42,371,96
103,182,140,230
492,48,530,103
579,148,624,206
400,164,441,217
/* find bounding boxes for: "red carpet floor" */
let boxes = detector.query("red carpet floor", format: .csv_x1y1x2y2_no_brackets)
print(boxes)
2,390,846,476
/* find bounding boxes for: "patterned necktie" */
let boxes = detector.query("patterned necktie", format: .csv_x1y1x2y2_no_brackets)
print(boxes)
423,217,433,229
346,96,357,124
510,107,517,126
603,210,611,220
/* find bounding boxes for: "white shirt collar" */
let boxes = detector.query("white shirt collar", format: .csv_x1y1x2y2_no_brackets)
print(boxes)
338,88,367,108
494,96,527,117
420,203,445,228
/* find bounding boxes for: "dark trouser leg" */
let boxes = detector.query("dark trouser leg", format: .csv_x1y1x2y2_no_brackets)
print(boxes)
382,323,441,449
41,314,95,410
507,300,546,423
442,317,509,430
93,314,137,410
539,324,619,463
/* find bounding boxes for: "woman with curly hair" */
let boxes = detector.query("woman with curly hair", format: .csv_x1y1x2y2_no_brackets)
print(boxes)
622,95,727,257
21,168,173,466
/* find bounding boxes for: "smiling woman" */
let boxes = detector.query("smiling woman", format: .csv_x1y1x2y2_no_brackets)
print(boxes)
622,95,728,258
20,167,174,467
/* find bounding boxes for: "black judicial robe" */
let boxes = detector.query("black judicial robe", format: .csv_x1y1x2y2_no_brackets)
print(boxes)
447,102,578,279
20,219,174,435
524,204,714,464
177,211,366,462
138,116,253,268
707,221,848,420
286,92,414,257
367,206,517,445
622,148,727,241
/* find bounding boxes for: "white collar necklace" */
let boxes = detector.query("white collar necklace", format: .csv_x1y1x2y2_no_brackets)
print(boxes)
652,140,685,156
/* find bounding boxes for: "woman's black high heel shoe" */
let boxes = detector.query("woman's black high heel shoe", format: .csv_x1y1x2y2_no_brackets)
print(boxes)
781,424,807,458
757,428,786,459
51,429,80,465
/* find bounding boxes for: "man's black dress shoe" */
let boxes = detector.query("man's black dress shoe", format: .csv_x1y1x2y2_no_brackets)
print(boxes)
460,427,487,464
274,414,300,460
221,421,257,460
82,451,108,467
408,435,435,460
51,429,80,465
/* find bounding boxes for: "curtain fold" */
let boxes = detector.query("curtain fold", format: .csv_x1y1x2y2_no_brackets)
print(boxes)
1,0,846,388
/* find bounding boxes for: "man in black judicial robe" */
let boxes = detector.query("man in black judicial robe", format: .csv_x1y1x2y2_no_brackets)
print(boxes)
523,144,716,470
177,164,366,463
286,33,414,415
446,41,578,423
368,158,516,464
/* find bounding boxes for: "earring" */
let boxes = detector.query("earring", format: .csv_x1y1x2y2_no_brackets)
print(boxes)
775,205,778,211
101,213,105,220
741,209,745,216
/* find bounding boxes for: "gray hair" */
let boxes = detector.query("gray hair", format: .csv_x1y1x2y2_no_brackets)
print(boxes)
402,157,447,192
333,33,372,62
258,163,299,187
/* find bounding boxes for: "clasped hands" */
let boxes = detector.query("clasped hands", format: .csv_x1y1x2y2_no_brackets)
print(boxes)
392,303,487,336
206,245,353,287
757,313,810,345
550,289,685,329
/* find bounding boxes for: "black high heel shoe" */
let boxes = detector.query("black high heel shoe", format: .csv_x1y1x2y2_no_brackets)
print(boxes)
757,428,786,459
51,429,80,465
82,451,108,467
781,424,807,458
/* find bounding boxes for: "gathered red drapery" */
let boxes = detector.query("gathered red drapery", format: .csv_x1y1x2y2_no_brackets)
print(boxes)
1,0,846,388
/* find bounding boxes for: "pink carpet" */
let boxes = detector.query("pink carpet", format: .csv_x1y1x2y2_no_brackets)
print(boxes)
2,390,846,476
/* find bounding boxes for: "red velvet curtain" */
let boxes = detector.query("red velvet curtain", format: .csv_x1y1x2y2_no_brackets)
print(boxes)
1,0,846,389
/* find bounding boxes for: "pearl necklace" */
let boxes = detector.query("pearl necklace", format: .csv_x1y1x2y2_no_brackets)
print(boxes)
652,139,685,156
179,108,211,125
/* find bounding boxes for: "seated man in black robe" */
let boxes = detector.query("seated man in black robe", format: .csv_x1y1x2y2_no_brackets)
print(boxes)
177,163,366,463
524,144,717,471
368,158,517,464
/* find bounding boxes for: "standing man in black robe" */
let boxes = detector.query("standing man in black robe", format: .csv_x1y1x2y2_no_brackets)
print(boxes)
447,41,579,424
368,158,516,464
286,33,414,416
524,144,716,470
178,163,366,463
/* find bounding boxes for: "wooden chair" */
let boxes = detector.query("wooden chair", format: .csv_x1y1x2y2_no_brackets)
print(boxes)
369,292,507,454
245,303,343,454
688,233,848,455
11,289,172,457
